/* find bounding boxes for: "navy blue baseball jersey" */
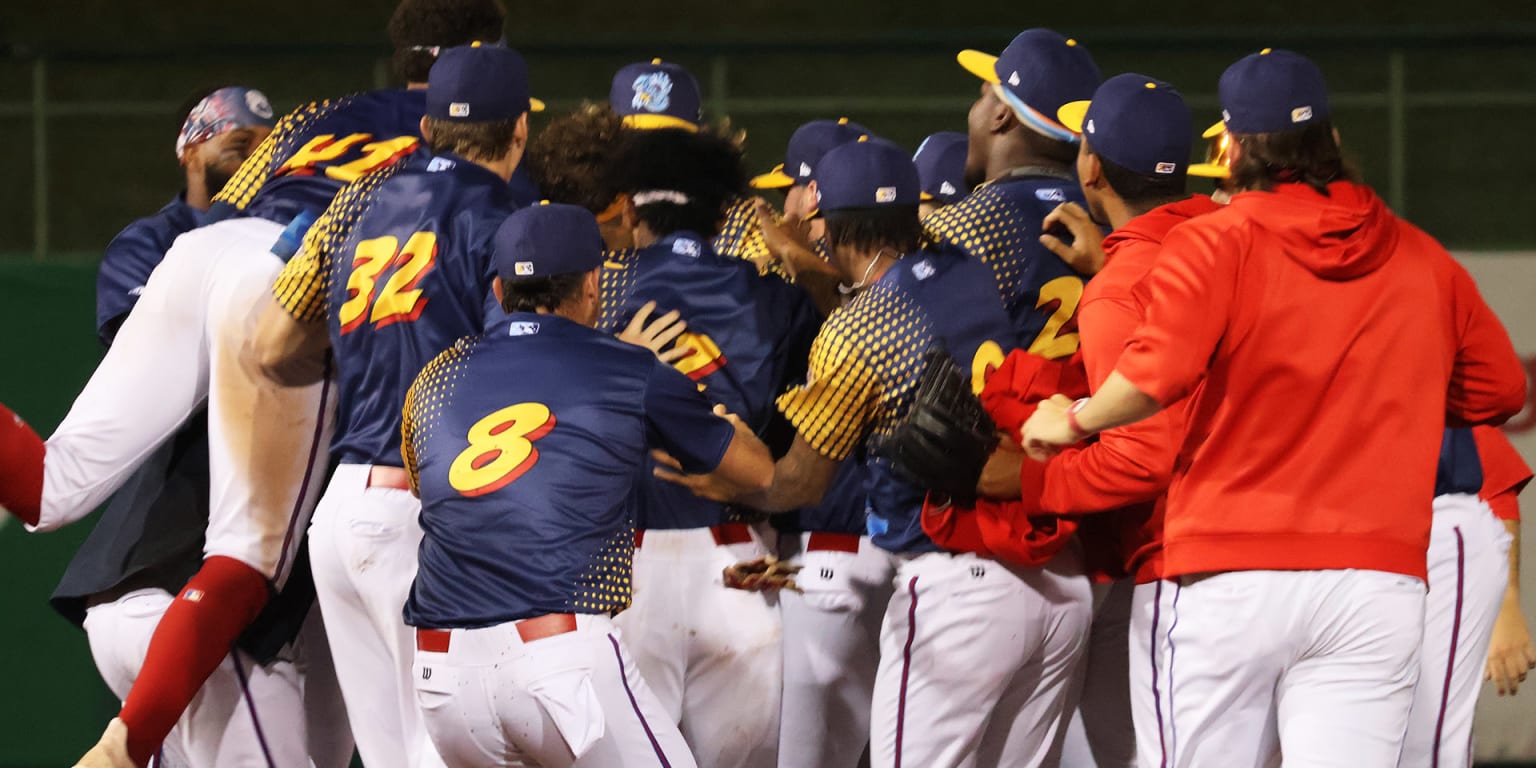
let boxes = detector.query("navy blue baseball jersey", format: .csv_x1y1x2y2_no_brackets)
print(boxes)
922,169,1089,360
272,151,516,467
1435,428,1484,497
401,312,736,628
212,89,427,227
95,194,200,345
599,231,821,530
777,248,1022,554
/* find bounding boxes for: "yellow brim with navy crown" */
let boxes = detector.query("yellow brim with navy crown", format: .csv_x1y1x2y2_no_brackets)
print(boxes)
1056,100,1091,134
530,98,546,113
622,113,699,132
1201,120,1224,139
957,50,1001,84
750,164,796,190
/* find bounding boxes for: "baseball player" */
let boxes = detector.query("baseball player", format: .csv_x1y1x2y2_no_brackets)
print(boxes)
595,123,821,768
0,4,513,765
658,138,1093,768
401,203,778,767
1022,49,1526,766
1402,427,1527,767
46,84,349,768
1476,425,1535,697
912,130,968,219
927,28,1102,360
251,42,540,768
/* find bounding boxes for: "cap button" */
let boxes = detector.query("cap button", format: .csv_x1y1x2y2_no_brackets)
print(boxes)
1066,38,1078,46
1145,82,1156,89
1261,47,1273,54
857,135,869,142
651,57,662,65
837,117,847,124
539,199,550,206
471,41,482,47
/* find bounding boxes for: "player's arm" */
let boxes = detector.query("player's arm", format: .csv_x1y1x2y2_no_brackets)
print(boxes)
1476,425,1535,695
251,196,348,386
642,363,773,494
656,319,874,510
1444,260,1525,426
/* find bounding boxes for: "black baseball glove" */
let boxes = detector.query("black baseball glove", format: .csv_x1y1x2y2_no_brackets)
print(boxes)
879,347,999,507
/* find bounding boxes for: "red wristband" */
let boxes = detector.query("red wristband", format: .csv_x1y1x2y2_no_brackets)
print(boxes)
1066,397,1092,441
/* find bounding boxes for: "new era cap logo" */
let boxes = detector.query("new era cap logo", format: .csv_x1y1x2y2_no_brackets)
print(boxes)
1008,71,1021,87
798,162,813,178
939,181,956,195
509,322,540,336
1291,106,1313,123
875,186,897,203
1155,162,1177,175
1086,119,1095,134
1222,109,1231,122
514,261,534,276
449,102,470,117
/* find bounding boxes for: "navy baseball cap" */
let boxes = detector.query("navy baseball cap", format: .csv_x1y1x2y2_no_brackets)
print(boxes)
175,86,276,160
1057,74,1191,178
750,117,871,189
958,29,1101,144
611,59,703,131
912,131,968,203
493,202,605,280
1218,48,1331,135
427,42,543,122
815,138,921,213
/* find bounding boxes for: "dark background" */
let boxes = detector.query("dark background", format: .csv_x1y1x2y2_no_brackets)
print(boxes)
1,1,1534,765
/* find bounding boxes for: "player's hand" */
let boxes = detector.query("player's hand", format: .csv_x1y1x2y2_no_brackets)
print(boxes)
71,718,134,768
752,197,809,273
1485,590,1536,695
1020,394,1080,462
617,301,691,364
651,448,745,503
977,435,1026,499
1039,202,1107,276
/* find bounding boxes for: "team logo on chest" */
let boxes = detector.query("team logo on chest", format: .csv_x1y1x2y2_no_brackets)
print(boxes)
631,72,673,113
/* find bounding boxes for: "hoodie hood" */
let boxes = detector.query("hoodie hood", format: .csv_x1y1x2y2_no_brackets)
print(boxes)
1103,194,1222,255
1230,181,1399,280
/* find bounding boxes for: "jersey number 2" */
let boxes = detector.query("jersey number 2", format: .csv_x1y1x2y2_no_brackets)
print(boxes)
1027,276,1083,359
338,232,439,334
449,402,556,497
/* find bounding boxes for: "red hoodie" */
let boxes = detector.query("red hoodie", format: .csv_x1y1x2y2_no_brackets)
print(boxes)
1037,195,1221,582
1475,425,1531,521
1116,182,1525,580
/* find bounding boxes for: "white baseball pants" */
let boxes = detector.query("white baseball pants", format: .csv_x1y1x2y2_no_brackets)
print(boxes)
1400,494,1511,768
413,616,695,768
1138,569,1425,768
308,464,444,768
777,532,894,768
34,217,334,588
84,588,307,768
614,526,782,768
869,546,1093,768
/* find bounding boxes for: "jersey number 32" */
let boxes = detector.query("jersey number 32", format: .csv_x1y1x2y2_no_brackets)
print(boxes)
338,232,439,334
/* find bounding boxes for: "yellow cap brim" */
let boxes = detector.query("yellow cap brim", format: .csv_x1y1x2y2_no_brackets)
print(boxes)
1187,162,1231,179
957,50,1000,84
750,165,795,190
529,98,546,113
1057,100,1091,134
920,192,936,201
622,114,700,132
1201,120,1224,139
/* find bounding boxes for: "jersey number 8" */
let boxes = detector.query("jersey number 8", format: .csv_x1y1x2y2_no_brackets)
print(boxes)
449,402,557,497
338,232,439,334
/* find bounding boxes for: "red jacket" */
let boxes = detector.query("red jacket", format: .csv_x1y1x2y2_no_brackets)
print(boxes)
1475,425,1531,521
1117,182,1525,580
1038,195,1221,582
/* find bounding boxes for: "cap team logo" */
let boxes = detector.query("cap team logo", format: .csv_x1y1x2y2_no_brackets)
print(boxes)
631,72,673,113
1291,105,1313,123
245,89,274,120
514,261,535,276
875,186,897,203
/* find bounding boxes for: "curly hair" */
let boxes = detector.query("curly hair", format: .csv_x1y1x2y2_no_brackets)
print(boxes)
525,102,627,213
1229,121,1361,195
607,126,748,238
387,0,507,84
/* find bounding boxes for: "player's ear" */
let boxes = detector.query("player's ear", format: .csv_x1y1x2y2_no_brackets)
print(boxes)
491,278,506,306
621,196,639,232
1080,148,1103,190
419,116,433,144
